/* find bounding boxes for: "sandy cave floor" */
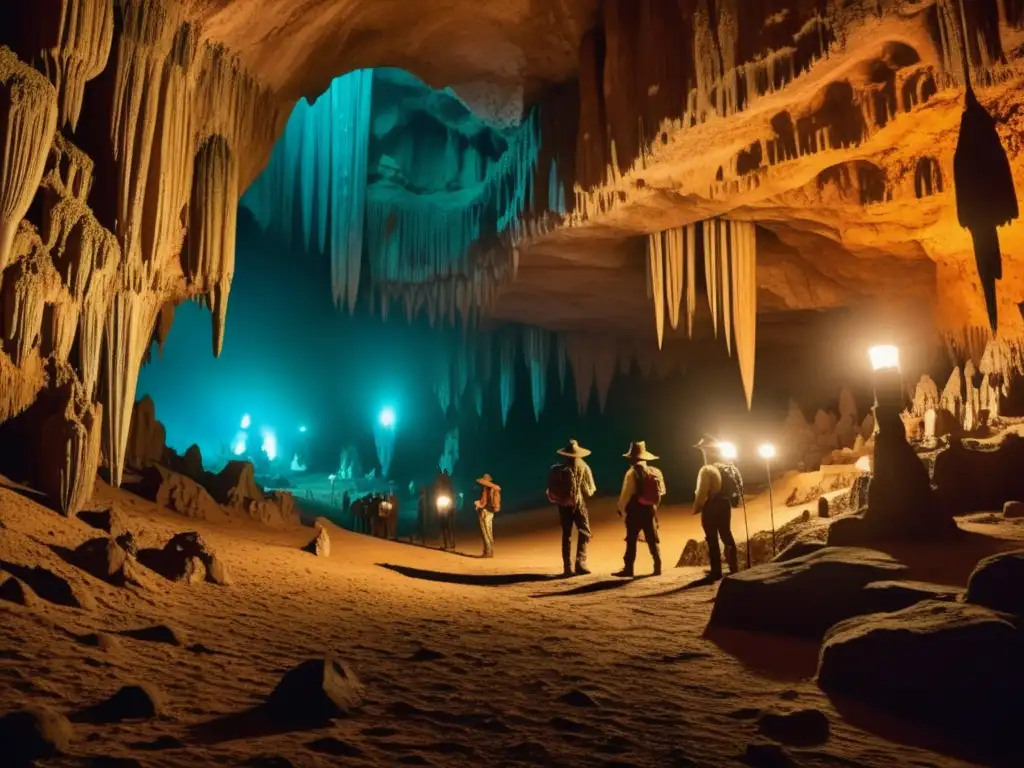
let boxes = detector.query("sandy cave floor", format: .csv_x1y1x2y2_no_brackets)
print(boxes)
2,476,1023,768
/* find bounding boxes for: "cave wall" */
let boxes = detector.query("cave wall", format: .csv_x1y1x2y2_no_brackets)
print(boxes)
0,0,284,515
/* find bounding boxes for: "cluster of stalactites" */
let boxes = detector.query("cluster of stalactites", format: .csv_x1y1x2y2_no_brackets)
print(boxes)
431,325,632,423
242,70,375,314
40,0,114,131
186,134,239,357
0,46,59,277
647,218,758,408
571,0,1009,220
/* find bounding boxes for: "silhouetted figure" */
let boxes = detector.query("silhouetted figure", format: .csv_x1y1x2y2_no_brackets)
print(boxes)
416,486,429,544
693,435,741,580
614,442,665,577
341,490,351,521
474,474,501,558
436,489,456,550
954,86,1019,332
546,439,596,576
384,493,399,540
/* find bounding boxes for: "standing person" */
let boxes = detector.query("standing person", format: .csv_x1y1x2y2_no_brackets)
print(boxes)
436,488,456,550
546,439,596,576
473,473,501,558
614,441,666,578
693,435,742,580
416,486,430,544
385,492,399,540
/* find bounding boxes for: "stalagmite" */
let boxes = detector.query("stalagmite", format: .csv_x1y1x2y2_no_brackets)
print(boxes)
730,220,758,409
0,47,59,275
522,326,550,421
187,135,239,357
499,333,517,426
40,0,115,131
38,381,102,517
647,231,665,348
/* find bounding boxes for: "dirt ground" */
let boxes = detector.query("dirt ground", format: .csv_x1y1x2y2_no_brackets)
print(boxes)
1,473,1021,767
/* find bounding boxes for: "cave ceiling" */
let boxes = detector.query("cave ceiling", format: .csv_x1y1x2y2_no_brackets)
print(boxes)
2,0,1024,510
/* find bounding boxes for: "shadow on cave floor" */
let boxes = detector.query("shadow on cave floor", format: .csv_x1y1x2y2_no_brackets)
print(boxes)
0,478,47,506
377,563,560,586
638,573,721,598
823,691,1007,767
532,574,654,599
867,527,1021,586
702,626,819,684
187,705,328,745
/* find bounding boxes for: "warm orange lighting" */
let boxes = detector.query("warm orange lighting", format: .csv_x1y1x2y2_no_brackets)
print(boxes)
718,441,738,460
758,443,776,460
868,345,899,372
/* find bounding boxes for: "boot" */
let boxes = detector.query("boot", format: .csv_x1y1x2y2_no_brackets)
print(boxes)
652,558,662,576
707,541,723,580
574,561,591,576
725,545,739,574
563,560,573,577
613,565,634,578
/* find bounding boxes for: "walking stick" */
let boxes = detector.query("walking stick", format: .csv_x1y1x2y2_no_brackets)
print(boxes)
739,492,752,569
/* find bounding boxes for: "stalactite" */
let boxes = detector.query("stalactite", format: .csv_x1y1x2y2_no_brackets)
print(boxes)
243,70,374,314
685,224,697,338
567,334,595,415
593,342,616,414
499,333,517,426
0,344,46,424
187,135,238,357
103,279,161,488
702,219,720,338
663,227,685,331
0,47,59,275
556,333,568,392
108,0,185,269
647,231,665,348
2,225,63,366
730,220,758,409
40,0,115,131
522,326,550,421
434,349,453,415
718,219,733,357
634,344,655,379
473,383,484,418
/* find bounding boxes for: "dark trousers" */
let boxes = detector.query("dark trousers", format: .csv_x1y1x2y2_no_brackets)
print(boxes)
623,506,661,572
702,497,737,576
559,505,592,571
438,512,456,550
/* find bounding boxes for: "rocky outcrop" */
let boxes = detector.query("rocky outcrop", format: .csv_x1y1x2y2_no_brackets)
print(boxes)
708,547,912,638
37,379,102,517
138,531,231,586
0,706,74,765
932,434,1024,517
134,464,226,522
818,601,1024,758
964,549,1024,618
125,396,166,471
303,526,330,558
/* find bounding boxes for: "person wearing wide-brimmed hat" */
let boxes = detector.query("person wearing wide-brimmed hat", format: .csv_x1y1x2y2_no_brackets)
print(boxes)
614,441,667,577
693,434,741,579
546,439,597,576
473,473,501,557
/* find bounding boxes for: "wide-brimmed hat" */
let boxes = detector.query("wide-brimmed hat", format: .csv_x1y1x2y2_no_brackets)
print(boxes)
623,441,658,461
557,439,591,458
476,473,501,489
694,433,719,450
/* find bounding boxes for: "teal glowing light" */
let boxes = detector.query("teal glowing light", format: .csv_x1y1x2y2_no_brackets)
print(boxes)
231,433,246,455
299,425,307,433
378,407,396,429
260,427,278,461
240,413,251,429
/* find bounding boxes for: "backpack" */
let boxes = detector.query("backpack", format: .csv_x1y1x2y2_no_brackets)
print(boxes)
546,464,574,506
635,466,661,506
714,462,743,508
489,487,502,513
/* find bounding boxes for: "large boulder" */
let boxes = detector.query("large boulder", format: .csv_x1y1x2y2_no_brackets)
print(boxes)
163,532,232,586
77,507,129,537
933,435,1024,517
267,658,363,723
205,460,264,507
125,396,167,470
818,601,1024,756
708,547,910,638
0,706,74,763
303,526,330,557
964,550,1024,618
133,465,226,522
66,537,154,590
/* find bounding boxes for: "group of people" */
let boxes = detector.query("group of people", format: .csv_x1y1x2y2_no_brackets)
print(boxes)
545,434,744,580
343,491,400,540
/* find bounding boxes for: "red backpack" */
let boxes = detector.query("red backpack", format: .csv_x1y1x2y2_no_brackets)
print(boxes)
635,466,661,506
546,464,574,506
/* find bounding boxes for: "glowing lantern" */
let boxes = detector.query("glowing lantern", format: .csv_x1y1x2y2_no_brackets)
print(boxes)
868,345,899,372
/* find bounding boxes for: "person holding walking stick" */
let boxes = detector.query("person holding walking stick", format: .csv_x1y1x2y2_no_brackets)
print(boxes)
692,435,744,580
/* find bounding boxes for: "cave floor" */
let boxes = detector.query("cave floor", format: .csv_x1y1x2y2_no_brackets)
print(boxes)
1,478,1020,767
